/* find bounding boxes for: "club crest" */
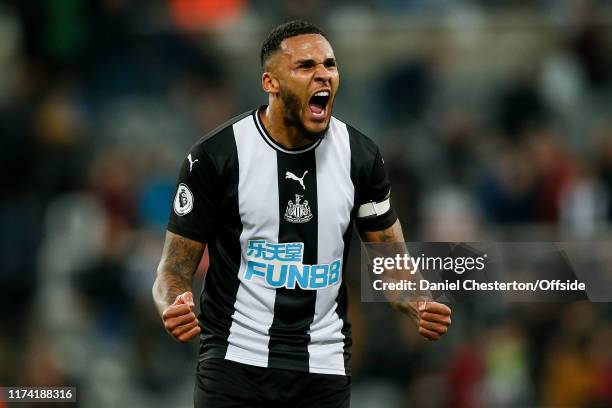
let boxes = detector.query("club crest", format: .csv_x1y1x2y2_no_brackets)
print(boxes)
284,194,313,223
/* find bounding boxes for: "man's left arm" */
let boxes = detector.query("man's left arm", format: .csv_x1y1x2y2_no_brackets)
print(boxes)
359,220,452,341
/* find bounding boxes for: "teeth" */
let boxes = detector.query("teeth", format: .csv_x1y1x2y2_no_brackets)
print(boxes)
314,91,329,97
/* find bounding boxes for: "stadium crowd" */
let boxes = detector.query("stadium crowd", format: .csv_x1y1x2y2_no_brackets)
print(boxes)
1,0,611,407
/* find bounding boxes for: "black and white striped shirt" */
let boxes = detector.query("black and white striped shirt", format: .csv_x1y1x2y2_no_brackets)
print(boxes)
167,107,397,376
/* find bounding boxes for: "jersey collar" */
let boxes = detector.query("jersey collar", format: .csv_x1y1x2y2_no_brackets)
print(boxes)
252,106,323,155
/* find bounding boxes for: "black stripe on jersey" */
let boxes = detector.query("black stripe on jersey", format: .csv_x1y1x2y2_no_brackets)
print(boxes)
268,151,318,371
346,124,397,232
346,124,384,203
337,217,355,374
196,125,244,361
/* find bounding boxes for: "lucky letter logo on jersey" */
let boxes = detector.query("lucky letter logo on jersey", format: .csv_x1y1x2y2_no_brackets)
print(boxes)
173,183,194,216
244,239,341,289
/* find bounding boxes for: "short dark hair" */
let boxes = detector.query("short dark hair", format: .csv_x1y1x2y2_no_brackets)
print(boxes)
260,20,326,67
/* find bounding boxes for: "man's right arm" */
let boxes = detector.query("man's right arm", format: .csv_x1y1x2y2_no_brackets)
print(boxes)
152,231,205,343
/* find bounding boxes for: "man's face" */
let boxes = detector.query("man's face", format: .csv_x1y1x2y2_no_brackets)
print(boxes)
268,34,340,139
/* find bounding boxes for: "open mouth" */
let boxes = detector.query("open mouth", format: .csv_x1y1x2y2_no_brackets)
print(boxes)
308,90,330,119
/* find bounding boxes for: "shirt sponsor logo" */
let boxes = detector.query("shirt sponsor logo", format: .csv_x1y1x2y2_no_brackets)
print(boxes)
244,239,341,289
173,183,194,216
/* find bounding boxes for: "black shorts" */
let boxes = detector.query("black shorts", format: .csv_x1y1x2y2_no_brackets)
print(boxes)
194,358,351,408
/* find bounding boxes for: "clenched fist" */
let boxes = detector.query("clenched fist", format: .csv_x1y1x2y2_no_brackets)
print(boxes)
415,301,451,341
162,291,201,343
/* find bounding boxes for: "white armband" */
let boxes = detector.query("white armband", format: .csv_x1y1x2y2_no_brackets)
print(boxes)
357,198,391,218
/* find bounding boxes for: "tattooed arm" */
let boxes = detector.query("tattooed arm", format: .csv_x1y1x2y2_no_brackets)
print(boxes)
152,231,205,343
359,220,452,341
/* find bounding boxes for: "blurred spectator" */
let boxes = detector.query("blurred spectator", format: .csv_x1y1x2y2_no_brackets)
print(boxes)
560,160,608,237
593,122,612,222
527,125,577,222
379,52,437,126
421,188,482,241
169,0,247,30
541,303,599,407
495,69,549,140
539,46,586,137
448,338,485,408
565,0,610,89
481,321,532,407
587,326,612,407
89,148,140,233
477,145,539,223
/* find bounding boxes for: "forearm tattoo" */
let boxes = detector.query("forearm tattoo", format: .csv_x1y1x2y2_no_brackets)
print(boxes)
361,221,429,319
154,233,205,313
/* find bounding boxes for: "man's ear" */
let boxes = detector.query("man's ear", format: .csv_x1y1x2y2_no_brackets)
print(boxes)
262,72,280,94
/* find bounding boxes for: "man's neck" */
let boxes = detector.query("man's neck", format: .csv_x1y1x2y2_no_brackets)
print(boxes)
259,103,315,150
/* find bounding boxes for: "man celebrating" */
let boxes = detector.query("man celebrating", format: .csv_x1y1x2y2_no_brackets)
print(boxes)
153,20,451,407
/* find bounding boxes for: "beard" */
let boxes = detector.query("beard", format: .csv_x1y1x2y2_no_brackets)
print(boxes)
280,87,329,141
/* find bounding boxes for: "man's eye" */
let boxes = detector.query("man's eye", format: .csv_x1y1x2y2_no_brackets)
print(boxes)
325,61,336,67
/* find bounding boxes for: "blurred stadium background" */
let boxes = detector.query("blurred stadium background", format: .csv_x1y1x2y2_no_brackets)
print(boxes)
1,0,612,407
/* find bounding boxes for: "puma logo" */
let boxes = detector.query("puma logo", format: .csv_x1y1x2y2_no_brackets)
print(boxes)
285,170,308,190
187,154,199,171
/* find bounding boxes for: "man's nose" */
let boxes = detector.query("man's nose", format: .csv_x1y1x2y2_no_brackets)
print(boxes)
314,64,332,82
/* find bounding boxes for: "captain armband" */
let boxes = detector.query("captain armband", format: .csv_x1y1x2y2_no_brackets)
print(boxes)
355,194,397,231
357,197,391,219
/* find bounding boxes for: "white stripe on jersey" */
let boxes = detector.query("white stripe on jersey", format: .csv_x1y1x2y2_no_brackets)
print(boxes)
225,116,278,367
309,118,354,375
